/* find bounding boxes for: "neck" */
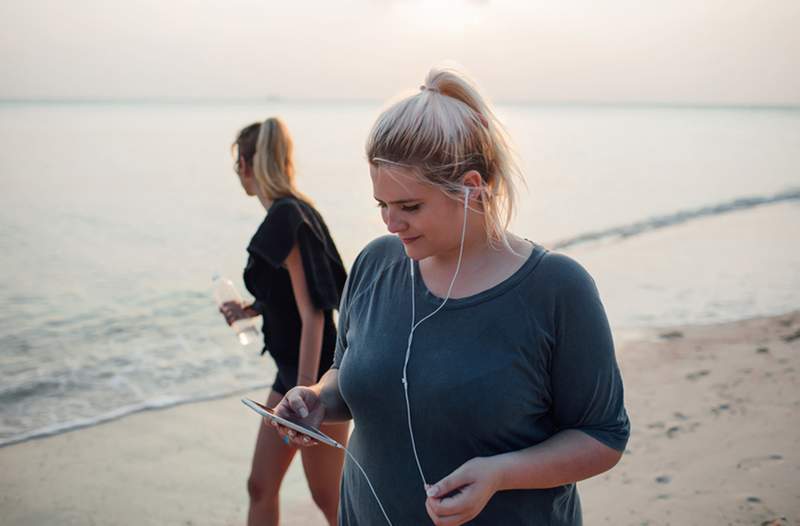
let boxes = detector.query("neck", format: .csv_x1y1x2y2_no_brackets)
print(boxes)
427,216,492,272
256,192,273,211
420,230,530,299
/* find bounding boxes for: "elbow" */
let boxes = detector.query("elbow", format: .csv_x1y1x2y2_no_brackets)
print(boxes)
591,443,624,477
603,447,624,472
576,430,626,477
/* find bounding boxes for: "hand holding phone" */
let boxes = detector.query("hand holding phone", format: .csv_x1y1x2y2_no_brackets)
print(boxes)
241,398,341,448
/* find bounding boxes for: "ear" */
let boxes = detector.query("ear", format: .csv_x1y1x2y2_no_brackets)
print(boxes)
461,170,484,200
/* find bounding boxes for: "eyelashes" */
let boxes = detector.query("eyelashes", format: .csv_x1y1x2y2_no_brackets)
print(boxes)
375,202,422,213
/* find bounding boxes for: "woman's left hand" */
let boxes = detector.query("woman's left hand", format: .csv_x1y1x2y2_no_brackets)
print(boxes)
424,456,502,526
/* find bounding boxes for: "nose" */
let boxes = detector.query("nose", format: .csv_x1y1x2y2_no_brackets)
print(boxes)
383,208,407,234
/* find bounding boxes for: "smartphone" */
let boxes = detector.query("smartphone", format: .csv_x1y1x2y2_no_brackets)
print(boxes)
241,398,341,448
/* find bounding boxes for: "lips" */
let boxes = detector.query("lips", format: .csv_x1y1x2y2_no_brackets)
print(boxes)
400,236,421,245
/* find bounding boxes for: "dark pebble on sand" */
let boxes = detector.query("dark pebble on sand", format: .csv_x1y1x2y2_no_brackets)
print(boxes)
659,330,684,339
782,328,800,342
686,369,711,380
666,426,680,438
756,347,769,354
746,496,762,503
655,475,671,484
711,403,731,415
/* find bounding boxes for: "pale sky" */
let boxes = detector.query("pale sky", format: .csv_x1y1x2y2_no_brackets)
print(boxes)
1,0,798,105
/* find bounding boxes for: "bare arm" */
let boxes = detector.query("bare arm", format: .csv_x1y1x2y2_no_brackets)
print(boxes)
425,430,623,525
284,242,324,387
309,368,352,422
492,429,622,490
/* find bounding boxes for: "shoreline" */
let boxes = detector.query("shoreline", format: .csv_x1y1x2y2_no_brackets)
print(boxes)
1,311,798,525
0,308,787,451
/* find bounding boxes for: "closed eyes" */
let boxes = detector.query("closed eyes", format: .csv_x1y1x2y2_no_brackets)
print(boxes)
375,201,422,213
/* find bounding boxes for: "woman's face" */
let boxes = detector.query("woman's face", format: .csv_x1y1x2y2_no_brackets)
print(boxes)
235,157,257,196
370,164,465,261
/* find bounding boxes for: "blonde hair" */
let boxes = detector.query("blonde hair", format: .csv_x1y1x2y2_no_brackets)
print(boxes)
366,67,521,246
233,117,309,203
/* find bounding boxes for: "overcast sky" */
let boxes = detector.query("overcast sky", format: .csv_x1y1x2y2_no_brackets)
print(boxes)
1,0,798,105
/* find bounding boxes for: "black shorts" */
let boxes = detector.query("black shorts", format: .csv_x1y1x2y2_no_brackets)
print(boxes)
271,356,333,396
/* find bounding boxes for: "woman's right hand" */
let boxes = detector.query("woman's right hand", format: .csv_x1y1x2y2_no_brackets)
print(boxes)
271,386,326,447
219,301,258,326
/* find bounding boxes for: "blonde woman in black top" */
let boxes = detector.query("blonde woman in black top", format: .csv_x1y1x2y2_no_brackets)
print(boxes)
222,117,349,526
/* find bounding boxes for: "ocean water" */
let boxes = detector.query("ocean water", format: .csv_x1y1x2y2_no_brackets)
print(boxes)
1,101,798,446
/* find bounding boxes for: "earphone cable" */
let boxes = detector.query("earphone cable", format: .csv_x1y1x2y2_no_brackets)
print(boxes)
402,189,471,489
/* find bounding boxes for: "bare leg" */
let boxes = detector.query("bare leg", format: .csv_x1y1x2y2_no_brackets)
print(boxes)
247,389,297,526
300,422,350,526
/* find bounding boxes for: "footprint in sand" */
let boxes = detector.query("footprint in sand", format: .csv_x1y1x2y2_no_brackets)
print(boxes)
736,454,783,471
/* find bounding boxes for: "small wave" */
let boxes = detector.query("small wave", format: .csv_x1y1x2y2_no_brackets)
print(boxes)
551,188,800,250
0,382,269,448
0,379,62,404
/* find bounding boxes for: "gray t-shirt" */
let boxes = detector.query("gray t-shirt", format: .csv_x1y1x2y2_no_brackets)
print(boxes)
332,236,629,525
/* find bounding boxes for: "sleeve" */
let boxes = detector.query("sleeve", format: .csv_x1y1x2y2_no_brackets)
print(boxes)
331,261,356,370
549,256,630,452
330,239,377,369
248,200,347,311
249,300,266,315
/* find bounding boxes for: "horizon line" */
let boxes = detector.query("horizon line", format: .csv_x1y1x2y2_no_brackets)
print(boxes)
1,96,799,111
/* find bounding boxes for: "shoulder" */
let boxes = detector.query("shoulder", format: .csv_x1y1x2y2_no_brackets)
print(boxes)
359,235,405,261
513,248,600,309
351,235,405,275
248,197,312,263
537,251,596,289
266,197,308,225
533,251,604,314
346,235,406,292
253,197,314,240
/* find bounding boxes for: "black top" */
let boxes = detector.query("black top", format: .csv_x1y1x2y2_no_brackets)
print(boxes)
243,197,347,366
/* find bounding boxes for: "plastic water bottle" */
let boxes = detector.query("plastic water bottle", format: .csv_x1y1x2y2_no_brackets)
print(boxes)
212,275,261,346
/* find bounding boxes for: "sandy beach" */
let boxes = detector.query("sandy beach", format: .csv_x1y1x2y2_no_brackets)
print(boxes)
2,312,798,525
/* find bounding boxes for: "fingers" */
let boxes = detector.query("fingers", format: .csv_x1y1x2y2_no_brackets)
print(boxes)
267,420,319,447
286,390,310,418
218,301,245,325
425,496,472,526
427,484,471,517
426,466,469,499
425,463,482,525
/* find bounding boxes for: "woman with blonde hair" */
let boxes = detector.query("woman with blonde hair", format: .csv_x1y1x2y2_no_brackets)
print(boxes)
272,69,629,525
221,117,349,525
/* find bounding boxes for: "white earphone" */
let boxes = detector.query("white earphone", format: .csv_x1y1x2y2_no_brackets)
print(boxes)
402,185,472,487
